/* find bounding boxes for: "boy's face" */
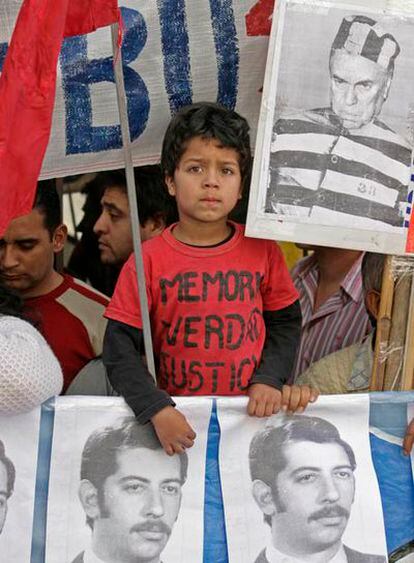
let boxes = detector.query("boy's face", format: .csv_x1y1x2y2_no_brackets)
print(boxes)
165,136,242,227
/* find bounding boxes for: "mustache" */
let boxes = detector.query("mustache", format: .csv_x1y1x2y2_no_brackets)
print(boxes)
308,505,350,522
130,520,172,535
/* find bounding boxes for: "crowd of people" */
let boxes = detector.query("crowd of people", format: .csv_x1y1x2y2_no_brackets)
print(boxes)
0,101,412,455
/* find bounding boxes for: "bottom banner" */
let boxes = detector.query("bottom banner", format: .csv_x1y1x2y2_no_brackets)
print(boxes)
0,393,412,562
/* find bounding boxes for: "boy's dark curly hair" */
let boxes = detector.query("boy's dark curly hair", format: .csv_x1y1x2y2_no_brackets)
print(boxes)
161,102,252,192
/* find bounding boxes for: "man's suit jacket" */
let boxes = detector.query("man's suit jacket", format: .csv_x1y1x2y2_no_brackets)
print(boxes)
70,551,164,563
254,545,387,563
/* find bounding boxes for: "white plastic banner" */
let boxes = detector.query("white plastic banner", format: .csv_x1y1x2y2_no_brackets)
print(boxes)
0,0,272,179
0,394,413,562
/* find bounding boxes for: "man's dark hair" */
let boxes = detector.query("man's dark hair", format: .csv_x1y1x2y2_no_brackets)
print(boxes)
361,252,385,294
0,281,24,318
33,180,62,238
161,102,252,191
249,416,356,524
94,165,178,226
80,417,188,527
0,439,16,498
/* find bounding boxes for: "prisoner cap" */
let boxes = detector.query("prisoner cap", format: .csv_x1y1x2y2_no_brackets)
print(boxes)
331,15,400,70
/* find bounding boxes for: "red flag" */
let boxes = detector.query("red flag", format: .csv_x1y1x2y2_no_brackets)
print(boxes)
64,0,120,38
0,0,119,237
245,0,275,37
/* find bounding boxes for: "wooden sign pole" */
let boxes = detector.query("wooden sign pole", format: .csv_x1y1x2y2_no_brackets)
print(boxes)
371,256,414,392
383,262,412,390
401,269,414,390
370,255,394,391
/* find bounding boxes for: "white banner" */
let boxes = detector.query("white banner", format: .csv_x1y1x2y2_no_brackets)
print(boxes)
0,0,272,179
0,394,413,562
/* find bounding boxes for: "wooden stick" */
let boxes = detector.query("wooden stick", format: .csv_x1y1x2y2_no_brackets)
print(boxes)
383,263,412,390
370,255,394,391
401,269,414,390
111,23,156,381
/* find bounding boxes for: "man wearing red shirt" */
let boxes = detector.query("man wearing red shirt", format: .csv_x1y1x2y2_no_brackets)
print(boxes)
0,180,108,392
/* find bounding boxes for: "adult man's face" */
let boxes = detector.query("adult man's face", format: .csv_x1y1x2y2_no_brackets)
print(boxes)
271,441,355,556
0,461,9,535
93,187,133,265
330,49,391,130
94,447,182,563
0,209,64,298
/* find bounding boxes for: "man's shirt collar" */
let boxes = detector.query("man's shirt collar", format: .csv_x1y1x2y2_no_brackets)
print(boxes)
265,540,347,563
294,252,364,306
83,546,106,563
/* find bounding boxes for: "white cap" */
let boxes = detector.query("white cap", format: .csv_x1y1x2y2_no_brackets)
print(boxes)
0,316,63,415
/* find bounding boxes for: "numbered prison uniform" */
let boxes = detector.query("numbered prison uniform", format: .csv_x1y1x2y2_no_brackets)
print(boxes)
291,253,372,381
266,108,412,230
103,222,300,423
24,274,109,392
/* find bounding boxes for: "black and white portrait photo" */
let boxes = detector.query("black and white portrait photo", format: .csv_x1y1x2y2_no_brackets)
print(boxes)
0,439,15,536
249,416,385,563
217,395,388,562
45,397,212,563
0,409,41,562
246,0,414,254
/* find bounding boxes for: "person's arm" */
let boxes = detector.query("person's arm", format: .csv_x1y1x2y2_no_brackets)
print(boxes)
103,320,196,455
250,300,302,389
103,319,174,422
403,418,414,455
247,300,318,416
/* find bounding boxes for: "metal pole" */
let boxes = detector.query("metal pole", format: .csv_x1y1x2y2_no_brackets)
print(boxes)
110,23,156,381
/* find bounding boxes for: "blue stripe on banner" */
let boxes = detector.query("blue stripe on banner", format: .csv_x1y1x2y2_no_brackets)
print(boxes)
370,433,414,553
369,392,414,554
157,0,193,114
0,42,7,72
30,398,56,563
204,399,229,563
209,0,239,110
370,391,414,439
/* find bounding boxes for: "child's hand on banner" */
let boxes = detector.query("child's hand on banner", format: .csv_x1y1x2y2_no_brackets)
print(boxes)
247,383,318,417
151,406,196,456
281,384,319,414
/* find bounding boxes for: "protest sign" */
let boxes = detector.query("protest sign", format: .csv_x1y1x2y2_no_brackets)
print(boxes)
0,393,412,562
0,0,272,179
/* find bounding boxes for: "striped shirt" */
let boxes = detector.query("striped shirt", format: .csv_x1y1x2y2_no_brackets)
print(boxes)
266,108,412,229
291,254,372,380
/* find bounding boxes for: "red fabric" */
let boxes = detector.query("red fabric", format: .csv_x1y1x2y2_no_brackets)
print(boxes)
406,215,414,253
106,223,298,396
64,0,119,38
0,0,118,237
24,274,109,392
245,0,275,36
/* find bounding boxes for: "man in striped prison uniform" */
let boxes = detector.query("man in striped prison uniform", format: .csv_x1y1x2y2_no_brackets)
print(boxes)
266,15,412,230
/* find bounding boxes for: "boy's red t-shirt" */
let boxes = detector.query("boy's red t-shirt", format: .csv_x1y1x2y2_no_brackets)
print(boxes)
105,223,298,396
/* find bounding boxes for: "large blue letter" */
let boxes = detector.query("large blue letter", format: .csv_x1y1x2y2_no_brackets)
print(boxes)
60,7,149,155
0,43,8,72
157,0,193,114
209,0,239,110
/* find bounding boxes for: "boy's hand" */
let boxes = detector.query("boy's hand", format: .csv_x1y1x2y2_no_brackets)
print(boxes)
403,418,414,456
281,384,319,414
151,406,196,456
247,383,318,417
247,383,283,417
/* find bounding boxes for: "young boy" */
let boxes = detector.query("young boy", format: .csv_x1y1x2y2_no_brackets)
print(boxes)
103,102,317,455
